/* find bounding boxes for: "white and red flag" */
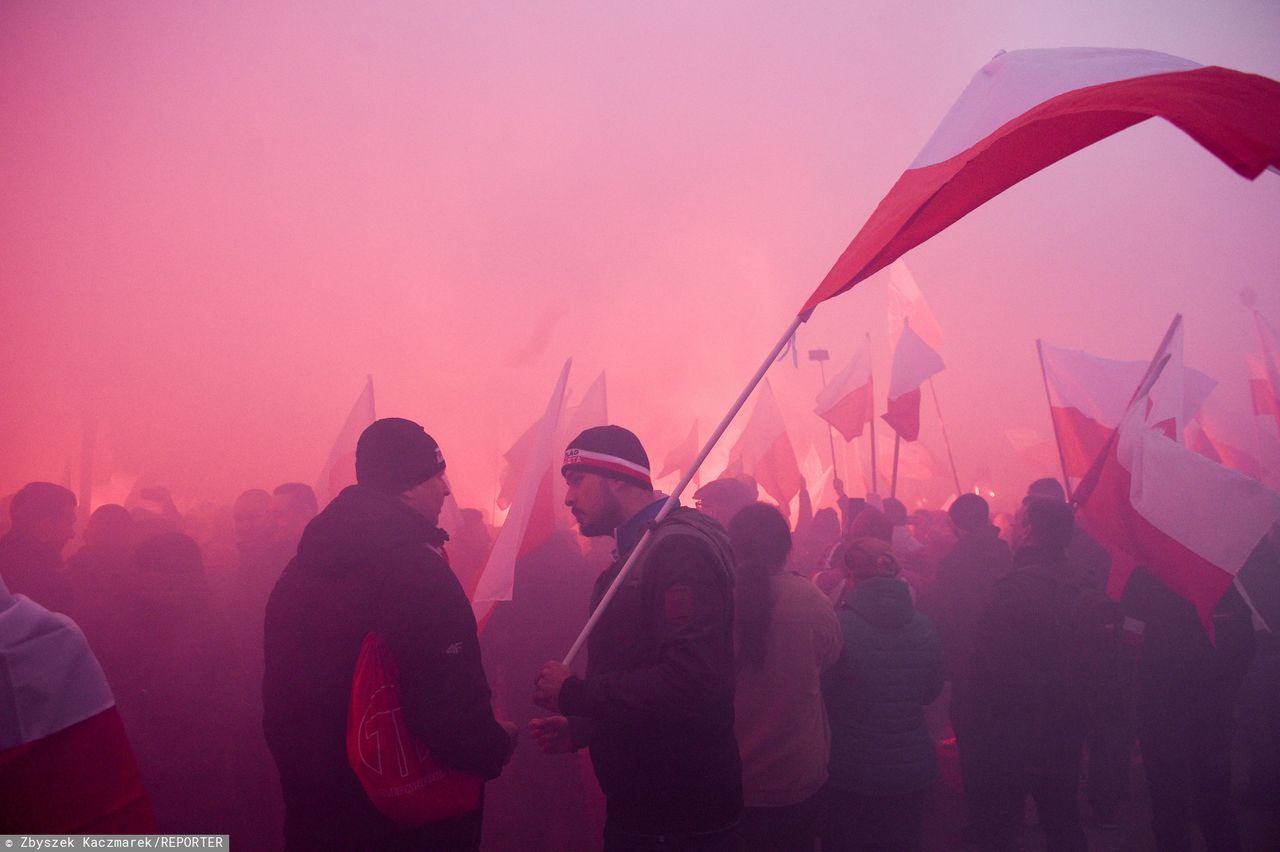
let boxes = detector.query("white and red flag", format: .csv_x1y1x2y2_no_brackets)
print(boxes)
1039,335,1215,484
800,47,1280,313
724,379,804,516
1075,334,1280,633
814,341,874,441
882,324,944,442
657,420,700,482
472,359,572,627
1252,312,1280,437
316,375,376,507
887,261,944,350
0,594,155,832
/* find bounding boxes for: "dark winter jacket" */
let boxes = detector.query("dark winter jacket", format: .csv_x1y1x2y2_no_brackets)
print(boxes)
970,544,1122,750
918,527,1010,687
823,575,943,796
262,485,509,848
558,504,742,833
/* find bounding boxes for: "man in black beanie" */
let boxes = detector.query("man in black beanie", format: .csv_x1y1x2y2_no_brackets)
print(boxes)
531,425,742,851
264,418,515,851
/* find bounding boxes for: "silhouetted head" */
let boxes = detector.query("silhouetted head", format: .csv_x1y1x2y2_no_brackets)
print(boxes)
136,531,205,577
1020,497,1074,552
1025,477,1066,504
561,425,654,537
693,476,756,528
357,418,451,525
233,488,273,546
84,504,133,554
844,536,900,582
882,497,908,526
271,482,318,541
728,502,792,571
949,493,990,535
9,482,77,553
846,504,893,544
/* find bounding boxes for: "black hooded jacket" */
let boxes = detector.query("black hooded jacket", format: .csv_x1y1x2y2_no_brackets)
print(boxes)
262,485,508,832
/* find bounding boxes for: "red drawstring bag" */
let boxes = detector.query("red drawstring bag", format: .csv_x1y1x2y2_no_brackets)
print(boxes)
346,632,483,826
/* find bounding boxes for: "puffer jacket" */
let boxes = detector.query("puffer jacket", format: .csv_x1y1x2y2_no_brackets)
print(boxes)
823,575,943,795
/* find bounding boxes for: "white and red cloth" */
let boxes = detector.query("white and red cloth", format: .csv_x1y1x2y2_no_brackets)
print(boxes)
1038,333,1216,483
1075,344,1280,632
882,324,944,442
815,342,874,442
801,47,1280,313
0,593,155,832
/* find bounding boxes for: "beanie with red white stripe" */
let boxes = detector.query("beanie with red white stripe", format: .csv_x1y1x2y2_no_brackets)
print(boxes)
561,425,653,490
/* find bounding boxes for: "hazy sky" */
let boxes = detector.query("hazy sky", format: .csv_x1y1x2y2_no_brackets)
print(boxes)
3,1,1278,515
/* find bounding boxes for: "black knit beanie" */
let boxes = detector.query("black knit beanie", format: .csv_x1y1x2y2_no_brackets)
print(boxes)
356,418,446,494
562,425,652,490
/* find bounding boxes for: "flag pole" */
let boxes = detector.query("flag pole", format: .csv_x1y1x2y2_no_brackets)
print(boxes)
890,433,901,499
812,355,842,479
1073,315,1183,509
927,377,963,496
1035,339,1076,502
867,333,879,495
564,312,810,665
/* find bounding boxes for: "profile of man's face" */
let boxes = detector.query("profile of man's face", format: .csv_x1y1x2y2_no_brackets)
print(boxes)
564,470,623,537
402,472,451,527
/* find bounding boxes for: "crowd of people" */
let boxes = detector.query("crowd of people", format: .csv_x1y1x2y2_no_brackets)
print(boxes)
1,418,1277,851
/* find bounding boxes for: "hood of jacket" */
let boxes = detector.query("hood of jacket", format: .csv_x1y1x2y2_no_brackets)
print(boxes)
292,484,446,579
847,574,915,630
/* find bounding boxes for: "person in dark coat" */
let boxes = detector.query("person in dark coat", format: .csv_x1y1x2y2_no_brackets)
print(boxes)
822,536,943,852
264,418,516,852
532,425,742,851
1123,566,1255,852
0,482,77,613
917,493,1011,826
970,498,1121,852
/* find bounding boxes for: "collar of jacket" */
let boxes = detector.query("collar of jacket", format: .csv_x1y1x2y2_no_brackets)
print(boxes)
614,497,670,558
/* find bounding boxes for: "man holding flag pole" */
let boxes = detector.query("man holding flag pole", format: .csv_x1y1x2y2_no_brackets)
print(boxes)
524,44,1278,848
531,426,741,851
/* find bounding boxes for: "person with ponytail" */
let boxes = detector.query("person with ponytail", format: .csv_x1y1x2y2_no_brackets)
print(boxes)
727,503,841,852
821,537,943,851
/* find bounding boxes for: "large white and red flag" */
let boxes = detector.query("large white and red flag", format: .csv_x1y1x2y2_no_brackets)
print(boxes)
814,341,874,441
882,324,944,442
472,359,572,627
0,594,155,832
1075,338,1280,632
800,47,1280,314
724,379,804,516
1039,334,1216,484
316,375,376,507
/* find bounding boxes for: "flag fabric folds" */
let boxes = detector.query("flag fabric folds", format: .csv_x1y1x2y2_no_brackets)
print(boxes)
1,595,155,832
1253,312,1280,437
815,343,874,442
657,420,700,481
800,47,1280,313
882,324,944,441
887,261,944,349
472,360,572,626
1075,336,1280,633
1039,336,1215,482
725,380,804,515
316,376,376,507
